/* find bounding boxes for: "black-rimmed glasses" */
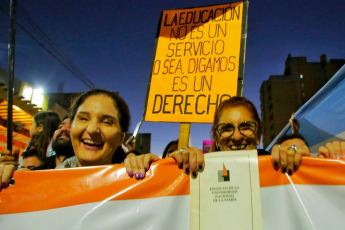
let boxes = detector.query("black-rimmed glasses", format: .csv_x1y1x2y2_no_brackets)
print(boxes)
216,121,258,138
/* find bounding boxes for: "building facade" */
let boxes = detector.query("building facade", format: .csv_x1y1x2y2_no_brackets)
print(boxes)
260,54,345,148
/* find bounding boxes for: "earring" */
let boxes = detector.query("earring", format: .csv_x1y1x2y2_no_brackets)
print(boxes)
216,142,220,151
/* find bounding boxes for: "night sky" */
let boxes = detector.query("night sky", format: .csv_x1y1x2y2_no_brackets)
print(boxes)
0,0,344,155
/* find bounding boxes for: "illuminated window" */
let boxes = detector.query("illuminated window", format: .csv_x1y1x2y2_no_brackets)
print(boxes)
32,88,44,107
21,85,33,101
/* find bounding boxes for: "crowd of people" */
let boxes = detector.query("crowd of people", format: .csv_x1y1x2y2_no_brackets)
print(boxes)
0,88,343,192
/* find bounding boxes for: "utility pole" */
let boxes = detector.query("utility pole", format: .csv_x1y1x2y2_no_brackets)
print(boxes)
7,0,17,151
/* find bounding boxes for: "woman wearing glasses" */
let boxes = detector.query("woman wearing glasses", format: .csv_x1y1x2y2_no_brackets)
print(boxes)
169,96,310,178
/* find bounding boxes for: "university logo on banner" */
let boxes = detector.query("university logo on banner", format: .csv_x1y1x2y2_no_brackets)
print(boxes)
144,1,248,123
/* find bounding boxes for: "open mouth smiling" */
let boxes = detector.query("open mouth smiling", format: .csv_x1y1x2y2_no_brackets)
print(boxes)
82,139,104,148
229,144,247,150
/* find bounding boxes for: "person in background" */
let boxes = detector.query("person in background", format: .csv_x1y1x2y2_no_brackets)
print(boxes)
27,111,61,160
21,149,46,170
162,140,178,158
168,96,311,178
45,116,74,169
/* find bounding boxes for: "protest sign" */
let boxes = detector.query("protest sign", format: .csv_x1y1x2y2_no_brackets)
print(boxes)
144,1,248,123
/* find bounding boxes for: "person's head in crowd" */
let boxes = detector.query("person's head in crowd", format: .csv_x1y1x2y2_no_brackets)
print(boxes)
276,133,308,147
30,111,61,137
162,140,178,158
21,149,46,170
51,116,74,158
29,111,61,158
69,89,130,166
211,96,261,152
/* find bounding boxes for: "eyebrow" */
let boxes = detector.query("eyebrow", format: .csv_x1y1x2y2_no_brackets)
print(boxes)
77,111,119,122
102,114,118,122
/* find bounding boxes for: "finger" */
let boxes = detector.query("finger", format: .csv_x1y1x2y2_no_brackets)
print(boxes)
170,150,183,169
0,167,3,191
197,149,205,172
181,149,190,175
136,156,145,179
2,165,15,183
0,155,18,162
280,147,288,174
1,161,19,166
331,141,341,159
129,156,140,180
142,154,160,172
318,146,330,158
341,142,345,159
0,166,9,191
0,150,12,156
124,158,133,178
0,166,3,184
293,152,303,172
271,145,280,171
286,149,295,176
189,150,198,178
325,142,336,158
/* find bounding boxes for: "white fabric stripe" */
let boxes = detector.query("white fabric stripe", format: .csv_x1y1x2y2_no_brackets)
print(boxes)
261,185,345,230
0,195,190,230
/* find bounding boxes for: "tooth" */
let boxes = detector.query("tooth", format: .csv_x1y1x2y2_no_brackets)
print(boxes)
83,139,102,145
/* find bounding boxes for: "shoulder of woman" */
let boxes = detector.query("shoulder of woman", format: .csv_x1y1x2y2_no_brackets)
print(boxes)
56,156,79,169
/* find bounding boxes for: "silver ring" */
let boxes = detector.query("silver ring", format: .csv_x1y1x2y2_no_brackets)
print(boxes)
288,144,298,152
179,148,185,153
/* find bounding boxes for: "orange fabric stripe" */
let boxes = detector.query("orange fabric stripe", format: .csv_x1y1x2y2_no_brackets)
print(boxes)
0,158,189,214
258,155,345,187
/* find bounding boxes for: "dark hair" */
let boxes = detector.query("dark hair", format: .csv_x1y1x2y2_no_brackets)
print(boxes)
211,96,261,151
69,89,130,133
22,148,44,161
276,133,308,147
162,139,179,158
60,115,69,122
21,148,47,170
30,111,60,158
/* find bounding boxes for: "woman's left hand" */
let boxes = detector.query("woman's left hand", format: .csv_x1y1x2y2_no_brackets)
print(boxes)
124,153,160,179
0,165,16,192
271,138,310,175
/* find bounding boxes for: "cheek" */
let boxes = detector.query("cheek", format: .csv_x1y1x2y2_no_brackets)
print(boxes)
70,123,85,148
103,128,123,147
247,136,258,146
71,121,84,136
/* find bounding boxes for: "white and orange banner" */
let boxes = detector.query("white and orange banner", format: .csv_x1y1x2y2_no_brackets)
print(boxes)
0,156,345,230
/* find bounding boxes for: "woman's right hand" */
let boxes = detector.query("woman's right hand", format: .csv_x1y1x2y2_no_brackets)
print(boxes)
124,153,160,179
169,147,205,179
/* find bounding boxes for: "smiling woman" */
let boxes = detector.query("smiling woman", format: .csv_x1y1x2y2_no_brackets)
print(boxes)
168,96,311,178
211,96,262,152
57,89,130,168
